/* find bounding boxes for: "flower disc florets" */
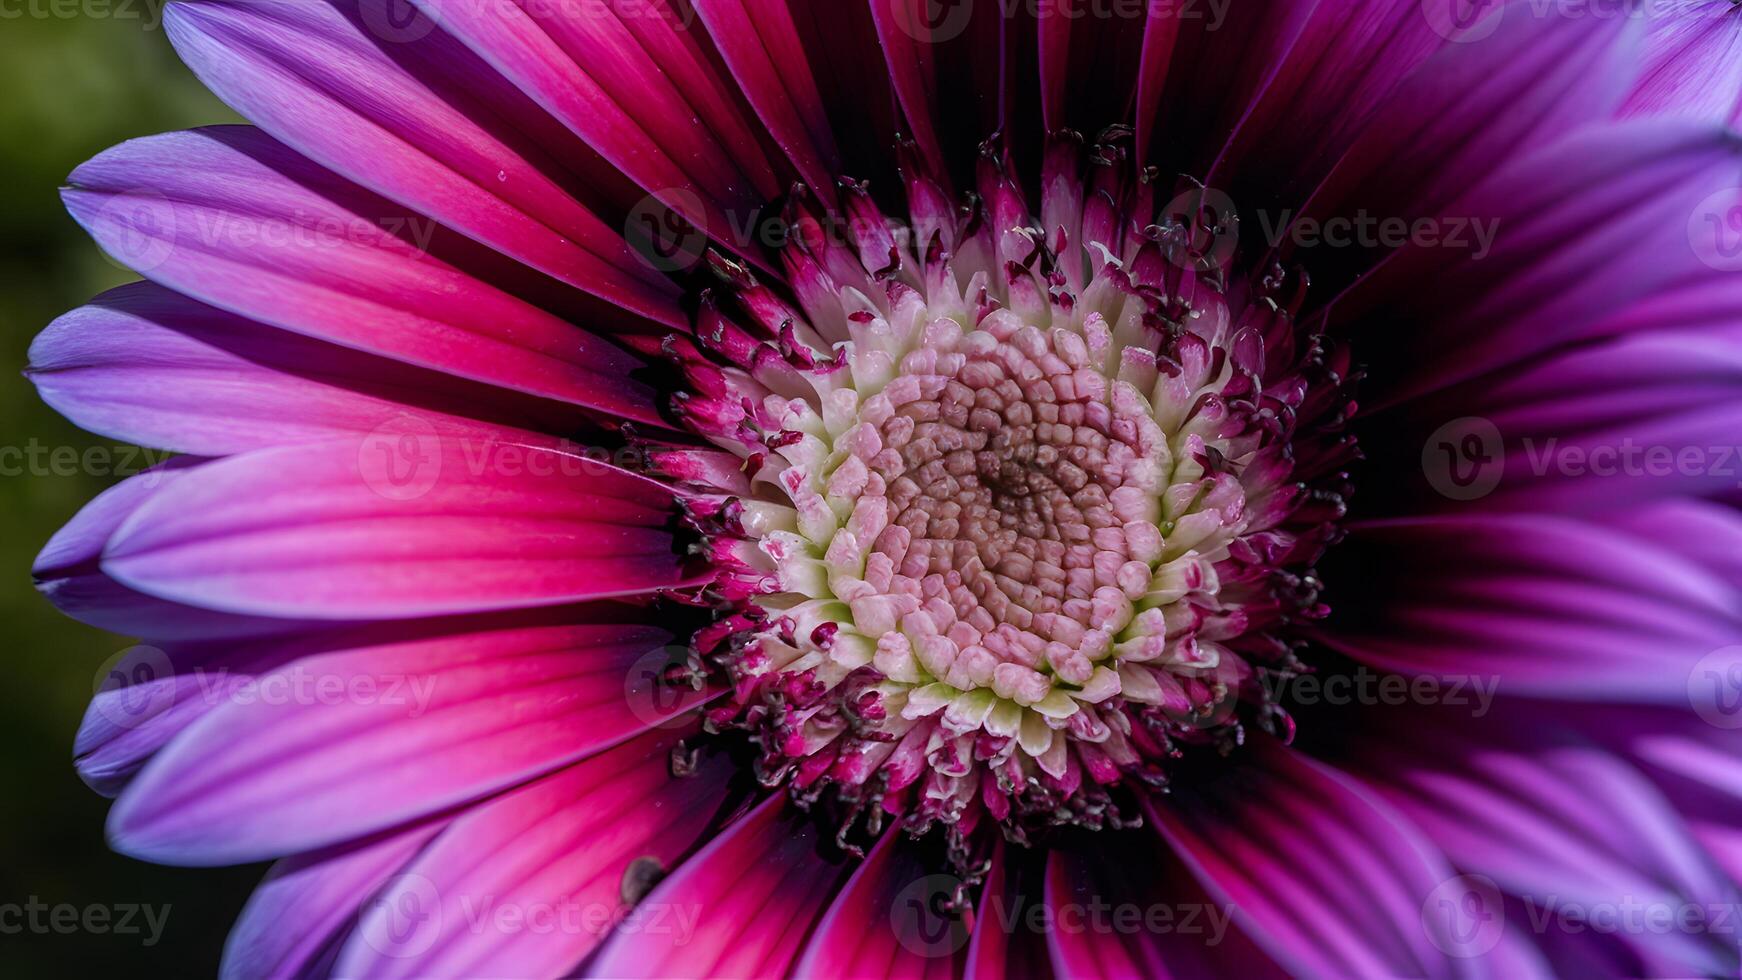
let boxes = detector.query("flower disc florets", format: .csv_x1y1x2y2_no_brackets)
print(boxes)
657,131,1358,848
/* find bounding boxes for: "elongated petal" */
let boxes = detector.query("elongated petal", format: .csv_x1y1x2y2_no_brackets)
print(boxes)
163,0,684,327
585,794,853,977
28,282,573,457
1621,1,1742,125
108,615,712,864
1318,516,1741,702
64,126,666,422
221,820,448,979
334,726,739,977
1332,121,1742,409
101,438,699,620
1150,736,1544,978
793,833,966,980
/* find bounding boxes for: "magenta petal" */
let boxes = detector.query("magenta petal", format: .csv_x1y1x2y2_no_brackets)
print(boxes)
35,462,306,641
1335,121,1742,409
161,0,684,329
64,126,666,424
107,615,712,864
221,819,448,980
334,726,737,977
100,438,700,619
1344,711,1740,976
28,282,577,457
1210,0,1448,196
584,794,853,978
691,0,842,196
407,0,781,272
1150,736,1547,978
792,833,963,980
1044,833,1283,979
1298,4,1640,251
1319,515,1739,703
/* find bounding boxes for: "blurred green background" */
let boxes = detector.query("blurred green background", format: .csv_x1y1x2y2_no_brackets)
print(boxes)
0,3,266,972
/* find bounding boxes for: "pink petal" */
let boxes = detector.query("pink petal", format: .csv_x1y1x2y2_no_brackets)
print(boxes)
108,613,713,864
334,726,739,977
162,0,684,328
101,438,701,619
584,794,853,977
64,127,666,423
28,282,577,457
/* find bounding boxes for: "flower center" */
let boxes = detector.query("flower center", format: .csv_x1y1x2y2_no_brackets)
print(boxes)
662,131,1356,849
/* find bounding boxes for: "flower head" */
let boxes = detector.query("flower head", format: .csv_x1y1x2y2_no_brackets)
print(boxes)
27,0,1742,977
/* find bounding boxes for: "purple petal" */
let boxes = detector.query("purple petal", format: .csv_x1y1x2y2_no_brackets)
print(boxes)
108,613,712,864
101,438,701,620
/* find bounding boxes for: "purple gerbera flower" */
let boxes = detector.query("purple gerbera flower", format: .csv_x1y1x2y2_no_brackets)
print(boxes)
28,0,1742,975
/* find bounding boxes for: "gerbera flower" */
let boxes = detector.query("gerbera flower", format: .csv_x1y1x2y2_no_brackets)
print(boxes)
28,0,1742,975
